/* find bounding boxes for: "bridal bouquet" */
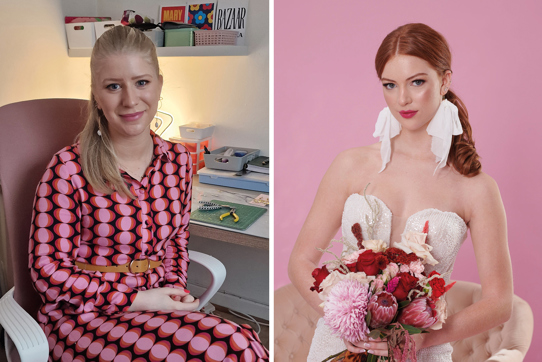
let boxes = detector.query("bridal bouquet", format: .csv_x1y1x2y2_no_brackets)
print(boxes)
310,220,455,362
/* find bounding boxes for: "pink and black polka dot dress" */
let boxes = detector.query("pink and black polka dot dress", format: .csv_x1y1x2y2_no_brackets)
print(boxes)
29,133,268,361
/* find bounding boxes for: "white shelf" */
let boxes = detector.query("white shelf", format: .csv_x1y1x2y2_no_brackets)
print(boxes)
68,45,248,57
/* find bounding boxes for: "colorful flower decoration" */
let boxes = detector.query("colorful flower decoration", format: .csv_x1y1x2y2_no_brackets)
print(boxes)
201,24,212,30
207,12,213,23
202,3,213,10
190,5,200,11
194,11,206,24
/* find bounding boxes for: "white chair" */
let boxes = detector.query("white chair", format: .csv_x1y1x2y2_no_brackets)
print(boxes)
0,99,226,362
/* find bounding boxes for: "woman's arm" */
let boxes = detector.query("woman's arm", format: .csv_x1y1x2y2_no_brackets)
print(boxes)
29,151,139,315
288,149,364,315
162,144,192,290
419,173,513,349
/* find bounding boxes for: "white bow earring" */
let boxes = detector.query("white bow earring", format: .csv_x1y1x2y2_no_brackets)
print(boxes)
373,107,402,173
426,99,463,174
373,99,463,174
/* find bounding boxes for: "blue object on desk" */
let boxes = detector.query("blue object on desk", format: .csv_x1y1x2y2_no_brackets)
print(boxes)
198,167,269,192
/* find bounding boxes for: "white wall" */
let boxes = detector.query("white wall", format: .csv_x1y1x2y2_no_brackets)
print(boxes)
0,0,269,155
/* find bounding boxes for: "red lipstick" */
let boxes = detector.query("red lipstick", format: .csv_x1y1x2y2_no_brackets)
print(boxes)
120,111,144,121
399,110,417,119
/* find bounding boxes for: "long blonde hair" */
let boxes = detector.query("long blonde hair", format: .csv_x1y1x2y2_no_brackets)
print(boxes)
78,26,161,198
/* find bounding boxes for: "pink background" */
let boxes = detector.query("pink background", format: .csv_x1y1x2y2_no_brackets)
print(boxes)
274,0,542,359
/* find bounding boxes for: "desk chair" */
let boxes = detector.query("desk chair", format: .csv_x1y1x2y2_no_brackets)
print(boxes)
0,99,226,362
274,281,534,362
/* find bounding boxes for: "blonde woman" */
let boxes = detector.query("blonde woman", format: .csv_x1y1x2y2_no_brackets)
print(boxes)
29,26,268,361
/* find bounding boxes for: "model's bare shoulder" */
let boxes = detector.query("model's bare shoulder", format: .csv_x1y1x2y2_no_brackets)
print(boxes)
333,144,380,169
461,171,503,221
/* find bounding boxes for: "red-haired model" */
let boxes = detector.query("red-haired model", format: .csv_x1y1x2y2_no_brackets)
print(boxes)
288,23,512,361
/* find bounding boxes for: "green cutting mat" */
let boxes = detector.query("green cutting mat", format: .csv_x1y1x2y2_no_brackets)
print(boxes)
191,200,267,231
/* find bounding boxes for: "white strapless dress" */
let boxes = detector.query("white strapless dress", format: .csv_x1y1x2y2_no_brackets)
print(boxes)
307,194,468,362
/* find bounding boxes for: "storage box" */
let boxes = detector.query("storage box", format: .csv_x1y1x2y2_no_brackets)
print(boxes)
165,28,195,46
179,123,215,139
65,22,96,48
198,167,269,193
95,21,121,39
195,30,238,46
169,136,211,173
143,29,165,47
204,146,260,172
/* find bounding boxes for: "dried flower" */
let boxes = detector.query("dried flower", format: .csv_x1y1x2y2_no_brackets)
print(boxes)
367,291,398,328
324,279,370,343
397,297,437,328
352,223,364,248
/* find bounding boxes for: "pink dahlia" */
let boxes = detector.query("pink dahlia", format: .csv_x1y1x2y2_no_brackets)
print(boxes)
367,291,398,329
323,279,370,343
397,296,437,328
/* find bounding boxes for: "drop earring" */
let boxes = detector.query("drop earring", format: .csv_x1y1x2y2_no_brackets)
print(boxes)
97,129,102,137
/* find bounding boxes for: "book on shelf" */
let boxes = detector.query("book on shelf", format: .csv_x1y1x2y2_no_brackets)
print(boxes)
159,5,188,23
213,0,248,45
187,2,215,30
246,156,269,174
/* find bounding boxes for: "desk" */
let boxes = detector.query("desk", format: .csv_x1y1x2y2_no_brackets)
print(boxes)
190,175,269,250
187,176,269,319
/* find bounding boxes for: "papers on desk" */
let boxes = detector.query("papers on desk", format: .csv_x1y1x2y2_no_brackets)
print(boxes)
198,167,269,192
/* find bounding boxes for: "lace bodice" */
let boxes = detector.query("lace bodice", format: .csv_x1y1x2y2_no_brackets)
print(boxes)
307,194,468,362
341,194,468,283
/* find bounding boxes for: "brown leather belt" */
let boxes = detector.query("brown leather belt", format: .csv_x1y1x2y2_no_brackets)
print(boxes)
75,259,162,274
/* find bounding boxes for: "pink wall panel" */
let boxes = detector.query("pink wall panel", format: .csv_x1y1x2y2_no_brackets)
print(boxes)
274,1,542,358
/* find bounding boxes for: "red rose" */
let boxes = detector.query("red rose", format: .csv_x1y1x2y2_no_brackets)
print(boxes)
392,272,419,302
310,266,330,292
346,263,358,273
356,250,380,276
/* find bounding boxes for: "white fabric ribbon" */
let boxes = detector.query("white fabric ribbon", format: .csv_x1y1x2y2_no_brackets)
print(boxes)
426,99,463,174
373,107,402,173
373,99,463,175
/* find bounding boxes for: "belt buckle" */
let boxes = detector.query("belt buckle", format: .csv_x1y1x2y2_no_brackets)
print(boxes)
129,258,151,274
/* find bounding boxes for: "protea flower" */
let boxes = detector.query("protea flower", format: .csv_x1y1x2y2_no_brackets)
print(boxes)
367,291,398,328
397,296,437,328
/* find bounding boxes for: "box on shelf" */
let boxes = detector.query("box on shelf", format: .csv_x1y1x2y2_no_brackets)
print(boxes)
165,28,195,46
143,29,165,47
95,21,122,39
203,146,259,172
195,30,238,46
169,136,211,173
198,167,269,193
65,22,96,48
179,123,215,139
